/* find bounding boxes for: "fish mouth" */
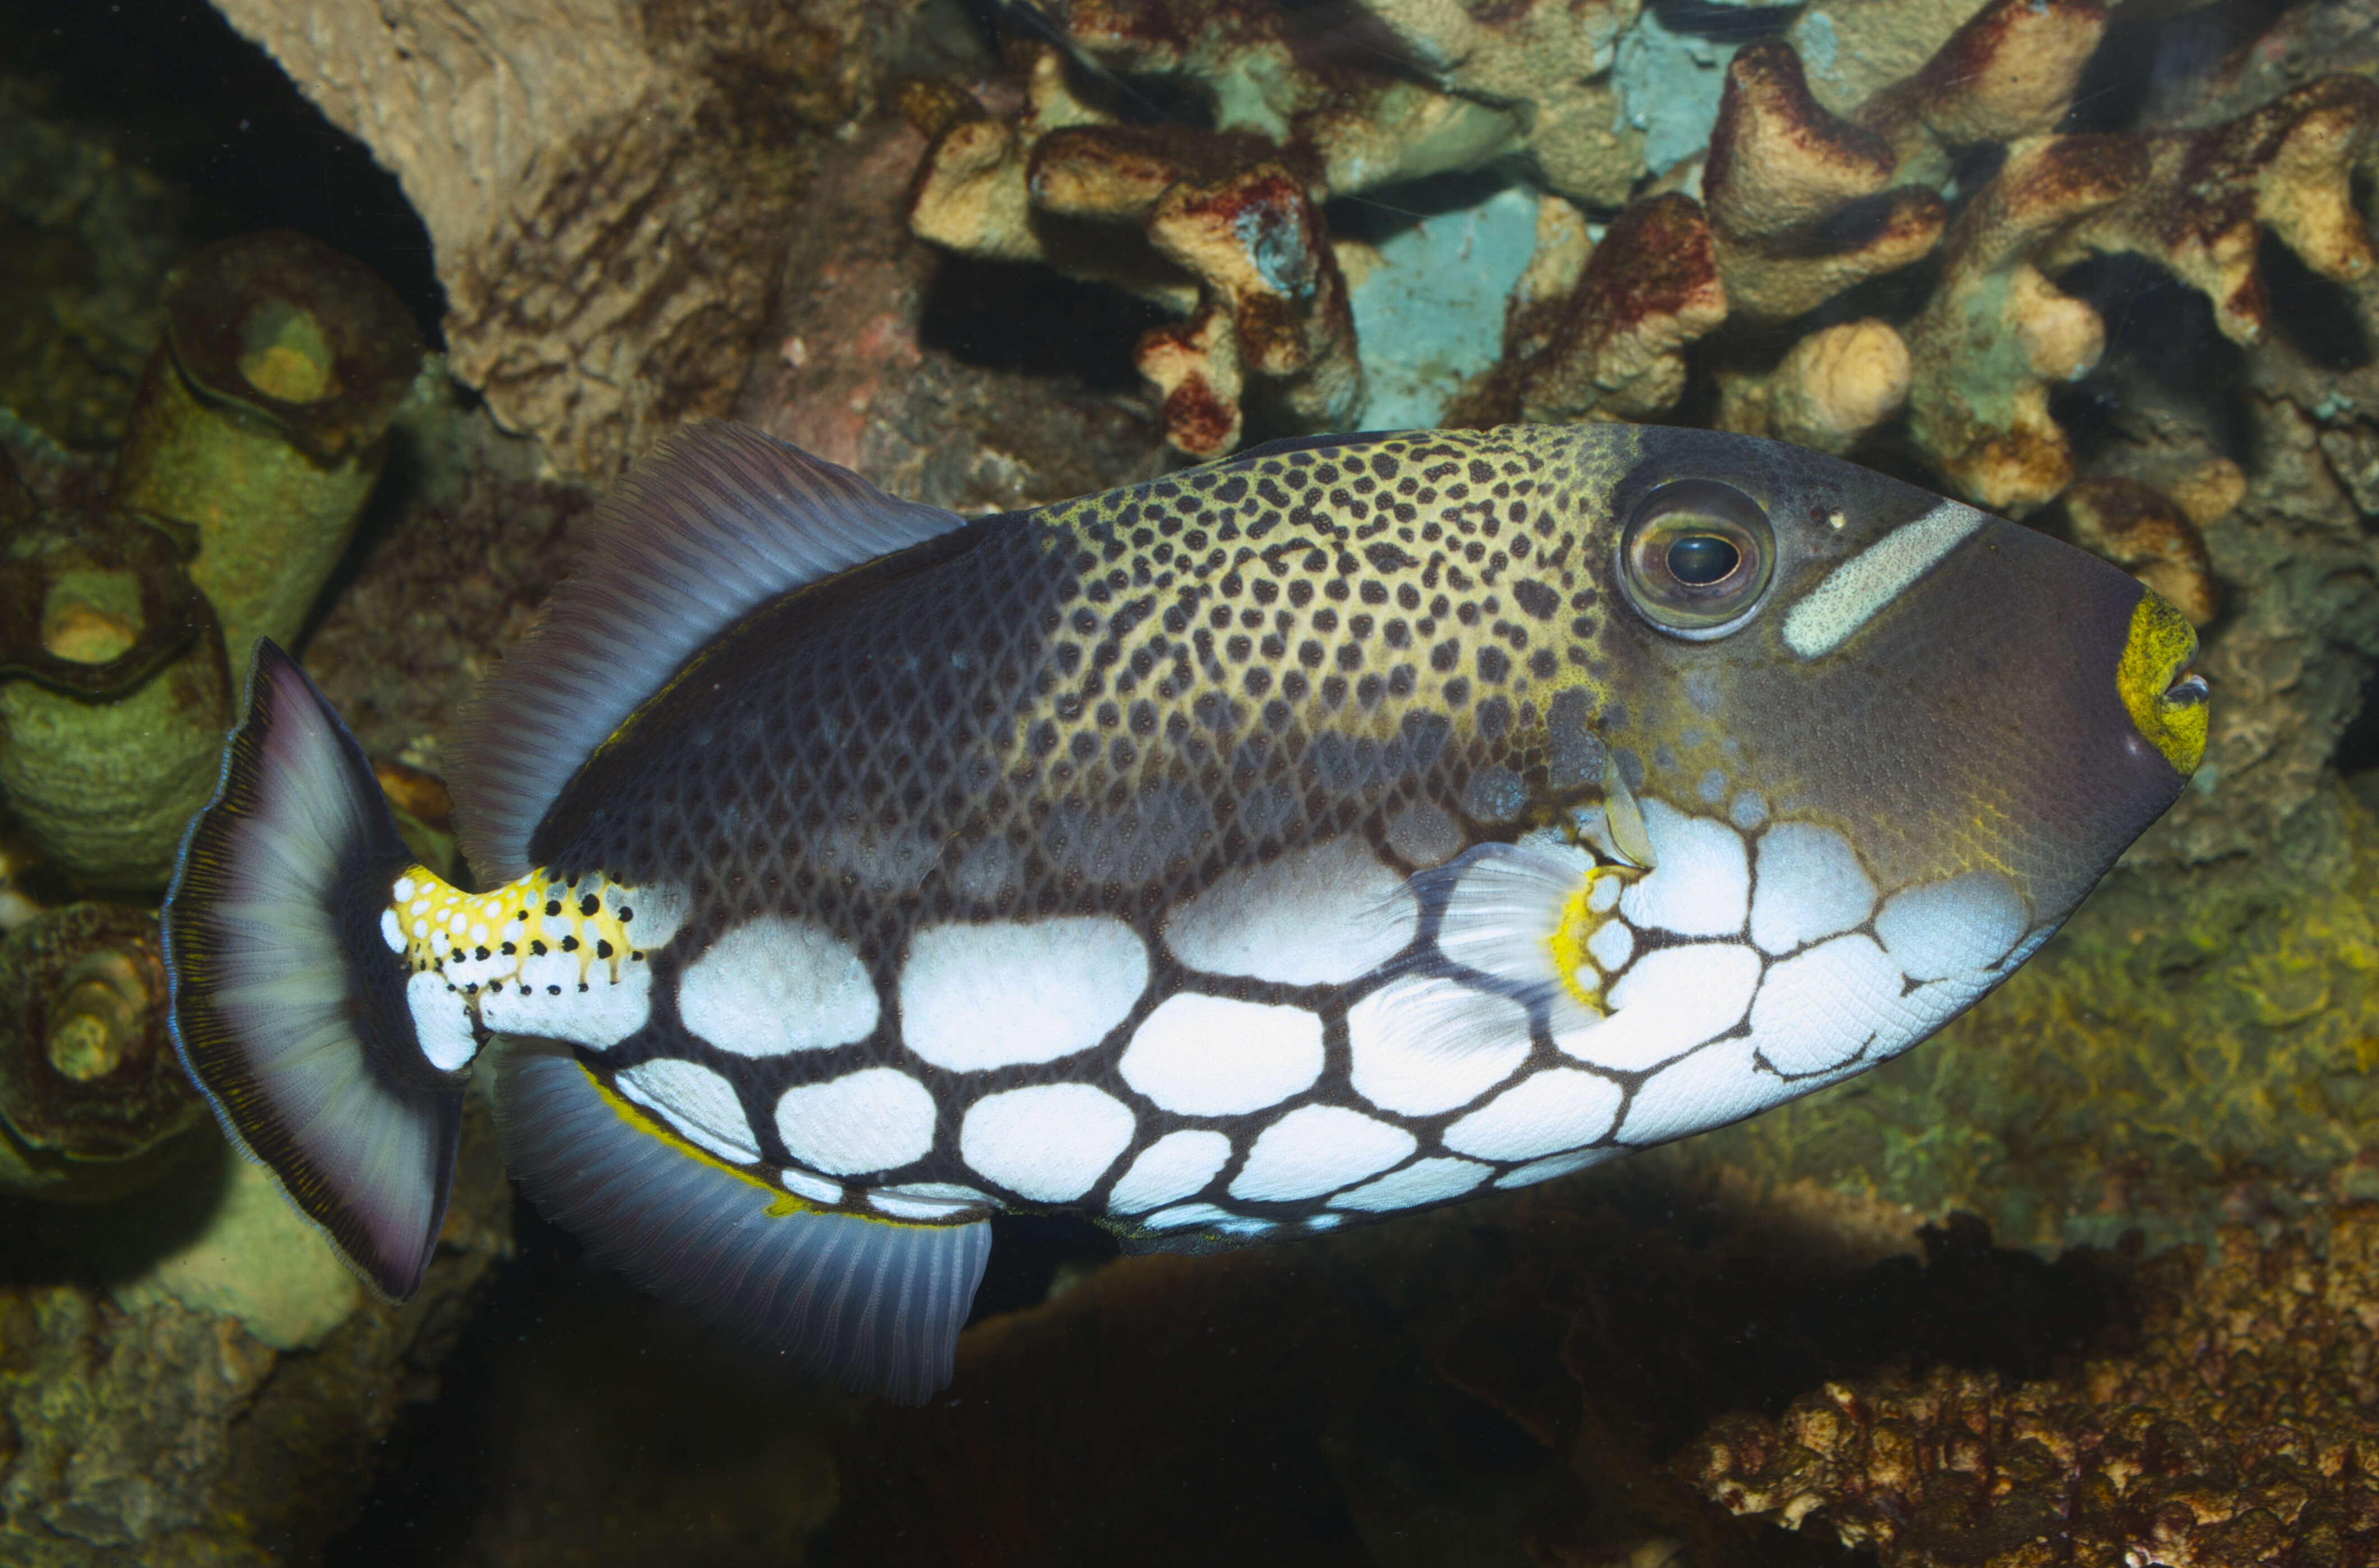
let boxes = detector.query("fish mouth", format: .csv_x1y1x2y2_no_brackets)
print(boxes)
2116,592,2208,778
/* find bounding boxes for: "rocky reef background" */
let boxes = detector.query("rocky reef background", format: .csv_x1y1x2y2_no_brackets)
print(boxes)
0,0,2377,1563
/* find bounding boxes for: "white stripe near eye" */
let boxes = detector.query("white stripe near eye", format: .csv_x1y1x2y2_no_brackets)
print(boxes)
1782,501,1985,659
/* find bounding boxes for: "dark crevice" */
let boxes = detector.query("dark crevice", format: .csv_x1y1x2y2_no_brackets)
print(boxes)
917,254,1175,392
0,0,446,345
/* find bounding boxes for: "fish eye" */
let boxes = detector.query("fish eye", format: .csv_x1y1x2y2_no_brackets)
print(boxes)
1619,480,1775,636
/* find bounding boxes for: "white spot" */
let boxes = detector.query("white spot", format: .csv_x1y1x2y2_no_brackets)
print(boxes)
900,917,1148,1072
1108,1129,1233,1213
1328,1156,1491,1212
477,952,653,1051
1120,994,1324,1116
1783,499,1987,658
1588,875,1623,913
447,911,466,933
773,1067,937,1175
1619,1037,1782,1146
1619,801,1749,937
619,880,690,949
678,916,879,1057
960,1083,1136,1202
1556,941,1761,1072
866,1181,990,1220
1443,1068,1622,1160
1345,976,1530,1115
1751,823,1877,955
616,1057,761,1164
380,909,405,953
1163,836,1417,985
1747,933,1903,1075
1492,1146,1623,1189
780,1167,843,1205
1143,1202,1238,1231
393,876,416,901
406,971,478,1073
1229,1105,1415,1202
1586,918,1633,972
470,922,489,945
1874,871,2027,981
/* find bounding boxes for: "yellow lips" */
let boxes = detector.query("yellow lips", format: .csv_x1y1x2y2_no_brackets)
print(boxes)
2116,591,2208,777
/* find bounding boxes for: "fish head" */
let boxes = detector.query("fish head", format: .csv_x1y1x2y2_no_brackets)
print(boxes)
1545,426,2202,1085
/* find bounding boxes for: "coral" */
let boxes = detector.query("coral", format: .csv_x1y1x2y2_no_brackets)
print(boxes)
1496,194,1729,425
0,499,230,891
2043,75,2379,347
1700,41,1944,324
112,229,424,662
1715,318,1911,456
0,902,201,1202
2058,477,2220,628
208,0,942,476
1687,1207,2379,1568
0,1100,511,1567
1902,135,2138,512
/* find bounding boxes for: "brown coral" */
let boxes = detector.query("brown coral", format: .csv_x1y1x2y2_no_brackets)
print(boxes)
2045,74,2379,346
1687,1207,2379,1568
1514,194,1728,424
1702,42,1945,323
2060,477,2221,628
1903,135,2144,512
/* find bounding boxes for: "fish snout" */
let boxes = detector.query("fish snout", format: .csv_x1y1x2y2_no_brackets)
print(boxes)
2115,590,2208,779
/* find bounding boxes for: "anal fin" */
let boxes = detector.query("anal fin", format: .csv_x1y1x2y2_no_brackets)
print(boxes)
494,1043,990,1404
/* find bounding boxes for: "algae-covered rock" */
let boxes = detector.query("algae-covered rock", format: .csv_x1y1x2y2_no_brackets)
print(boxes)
0,1099,511,1568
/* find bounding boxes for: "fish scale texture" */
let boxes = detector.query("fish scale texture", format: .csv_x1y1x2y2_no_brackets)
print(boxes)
524,427,1638,1218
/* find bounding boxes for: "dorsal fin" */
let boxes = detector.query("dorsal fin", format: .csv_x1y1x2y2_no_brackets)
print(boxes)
451,422,969,883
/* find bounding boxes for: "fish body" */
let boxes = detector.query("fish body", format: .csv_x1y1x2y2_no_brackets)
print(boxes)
164,421,2205,1401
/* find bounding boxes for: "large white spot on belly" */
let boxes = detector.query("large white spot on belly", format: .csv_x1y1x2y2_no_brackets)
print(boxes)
1750,823,1877,955
678,916,879,1057
1345,976,1530,1115
866,1181,990,1220
477,950,653,1051
1228,1105,1415,1202
1143,1202,1238,1231
1619,801,1749,938
1444,1068,1622,1160
1555,941,1761,1072
615,1056,760,1164
900,917,1148,1072
1107,1129,1232,1213
1163,836,1417,986
1621,1037,1773,1145
1746,932,1901,1075
773,1067,938,1175
960,1083,1137,1202
1120,994,1324,1115
1875,870,2027,980
406,971,479,1073
780,1167,843,1206
1491,1146,1623,1189
1328,1156,1491,1212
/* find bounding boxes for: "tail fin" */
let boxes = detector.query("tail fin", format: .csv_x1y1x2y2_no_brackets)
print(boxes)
163,640,463,1299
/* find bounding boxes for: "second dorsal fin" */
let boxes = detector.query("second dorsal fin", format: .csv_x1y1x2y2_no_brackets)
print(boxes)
451,423,969,883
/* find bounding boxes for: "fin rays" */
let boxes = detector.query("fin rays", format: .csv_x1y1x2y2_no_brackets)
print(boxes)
452,423,970,884
495,1045,990,1403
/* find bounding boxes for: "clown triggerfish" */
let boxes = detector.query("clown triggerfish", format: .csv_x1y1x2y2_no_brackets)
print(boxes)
163,422,2207,1401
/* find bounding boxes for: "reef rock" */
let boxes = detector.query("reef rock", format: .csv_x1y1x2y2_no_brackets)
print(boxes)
206,0,931,476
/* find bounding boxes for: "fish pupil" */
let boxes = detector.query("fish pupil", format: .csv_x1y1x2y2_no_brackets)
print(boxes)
1668,534,1738,585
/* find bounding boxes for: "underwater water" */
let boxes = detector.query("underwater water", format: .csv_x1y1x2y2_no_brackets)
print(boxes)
0,0,2376,1562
